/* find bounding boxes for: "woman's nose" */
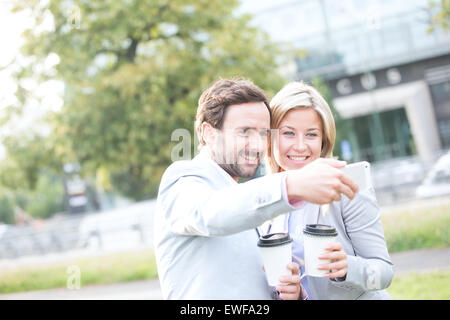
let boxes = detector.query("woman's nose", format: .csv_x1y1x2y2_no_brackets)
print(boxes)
293,136,307,152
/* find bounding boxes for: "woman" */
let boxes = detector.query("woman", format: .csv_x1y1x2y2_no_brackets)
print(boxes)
265,81,394,299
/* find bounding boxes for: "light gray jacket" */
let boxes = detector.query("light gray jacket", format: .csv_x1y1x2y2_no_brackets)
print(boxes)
266,188,394,300
153,151,296,299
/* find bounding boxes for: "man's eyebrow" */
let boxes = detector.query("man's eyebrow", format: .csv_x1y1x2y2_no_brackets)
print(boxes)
234,127,270,133
235,126,268,130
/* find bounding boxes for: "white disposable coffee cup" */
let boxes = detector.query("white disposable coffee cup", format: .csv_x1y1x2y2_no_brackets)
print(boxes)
257,232,293,286
303,224,338,277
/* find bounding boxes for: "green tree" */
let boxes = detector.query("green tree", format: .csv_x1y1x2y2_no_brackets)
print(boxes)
9,0,286,200
428,0,450,33
0,132,63,191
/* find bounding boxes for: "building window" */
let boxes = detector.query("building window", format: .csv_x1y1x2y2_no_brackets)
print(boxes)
429,79,450,148
345,107,415,163
438,120,450,149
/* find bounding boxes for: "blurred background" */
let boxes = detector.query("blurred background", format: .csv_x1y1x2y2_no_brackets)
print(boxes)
0,0,449,299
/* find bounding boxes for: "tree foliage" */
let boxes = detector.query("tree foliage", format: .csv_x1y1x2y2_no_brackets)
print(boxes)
0,132,64,223
8,0,286,200
0,132,62,190
428,0,450,33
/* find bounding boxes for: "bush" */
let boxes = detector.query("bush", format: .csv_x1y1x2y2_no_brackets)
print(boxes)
0,173,65,224
0,194,15,225
25,174,65,219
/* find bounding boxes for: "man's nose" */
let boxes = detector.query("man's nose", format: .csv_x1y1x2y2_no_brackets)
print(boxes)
247,131,267,151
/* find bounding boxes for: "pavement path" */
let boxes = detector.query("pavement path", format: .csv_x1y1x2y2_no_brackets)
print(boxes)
1,247,449,300
380,195,450,215
391,247,450,275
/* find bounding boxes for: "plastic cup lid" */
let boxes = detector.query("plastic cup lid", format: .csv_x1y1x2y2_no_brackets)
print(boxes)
303,224,337,237
257,232,293,247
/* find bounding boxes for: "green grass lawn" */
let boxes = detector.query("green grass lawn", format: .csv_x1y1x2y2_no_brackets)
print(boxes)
0,249,158,294
381,204,450,253
388,269,450,300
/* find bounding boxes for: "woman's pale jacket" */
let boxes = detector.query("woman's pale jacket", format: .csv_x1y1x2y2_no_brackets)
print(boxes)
265,188,394,300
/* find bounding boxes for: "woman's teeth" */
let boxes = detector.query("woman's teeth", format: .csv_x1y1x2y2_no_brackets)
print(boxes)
288,156,307,161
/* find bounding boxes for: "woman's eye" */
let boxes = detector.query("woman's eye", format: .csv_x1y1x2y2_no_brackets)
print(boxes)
306,133,318,137
282,131,295,136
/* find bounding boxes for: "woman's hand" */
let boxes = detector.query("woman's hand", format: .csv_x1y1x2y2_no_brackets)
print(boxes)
276,262,303,300
318,242,348,280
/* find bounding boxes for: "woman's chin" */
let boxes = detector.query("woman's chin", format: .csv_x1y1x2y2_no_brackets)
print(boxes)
282,158,315,170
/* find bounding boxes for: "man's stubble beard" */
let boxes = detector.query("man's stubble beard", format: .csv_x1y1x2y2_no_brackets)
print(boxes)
210,143,261,179
218,162,258,179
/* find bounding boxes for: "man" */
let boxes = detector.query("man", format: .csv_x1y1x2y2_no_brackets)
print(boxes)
154,78,358,299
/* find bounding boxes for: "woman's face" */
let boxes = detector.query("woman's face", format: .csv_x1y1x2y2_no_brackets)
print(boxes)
274,108,323,171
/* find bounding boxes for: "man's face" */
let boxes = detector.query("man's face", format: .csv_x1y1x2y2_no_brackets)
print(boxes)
211,102,270,179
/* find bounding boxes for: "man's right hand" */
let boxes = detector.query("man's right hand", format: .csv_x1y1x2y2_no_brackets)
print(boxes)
285,158,359,205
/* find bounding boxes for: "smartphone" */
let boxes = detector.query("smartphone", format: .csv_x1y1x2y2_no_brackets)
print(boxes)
341,161,372,191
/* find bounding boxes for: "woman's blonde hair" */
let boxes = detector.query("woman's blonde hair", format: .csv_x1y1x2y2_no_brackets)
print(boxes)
267,81,336,173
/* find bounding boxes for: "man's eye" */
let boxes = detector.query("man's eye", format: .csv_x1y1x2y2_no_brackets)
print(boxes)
260,130,269,137
238,129,250,136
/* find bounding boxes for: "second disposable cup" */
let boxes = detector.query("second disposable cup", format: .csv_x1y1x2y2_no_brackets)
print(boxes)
303,224,338,277
257,232,293,286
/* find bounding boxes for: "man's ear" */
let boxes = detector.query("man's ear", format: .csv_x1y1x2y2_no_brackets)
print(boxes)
201,122,217,146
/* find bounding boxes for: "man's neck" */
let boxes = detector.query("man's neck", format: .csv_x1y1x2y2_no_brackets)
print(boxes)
202,147,239,182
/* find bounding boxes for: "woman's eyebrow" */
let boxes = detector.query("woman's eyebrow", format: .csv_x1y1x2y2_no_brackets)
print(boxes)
279,125,296,130
280,125,320,131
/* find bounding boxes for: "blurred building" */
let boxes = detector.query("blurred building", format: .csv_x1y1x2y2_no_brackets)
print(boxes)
240,0,450,165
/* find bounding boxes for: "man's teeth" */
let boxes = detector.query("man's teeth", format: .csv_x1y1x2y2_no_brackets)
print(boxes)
289,156,307,161
242,152,259,161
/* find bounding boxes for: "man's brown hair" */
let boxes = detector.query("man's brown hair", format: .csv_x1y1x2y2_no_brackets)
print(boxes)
195,78,270,148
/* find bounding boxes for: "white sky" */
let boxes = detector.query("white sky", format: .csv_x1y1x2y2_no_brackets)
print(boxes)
0,1,62,159
0,3,28,106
